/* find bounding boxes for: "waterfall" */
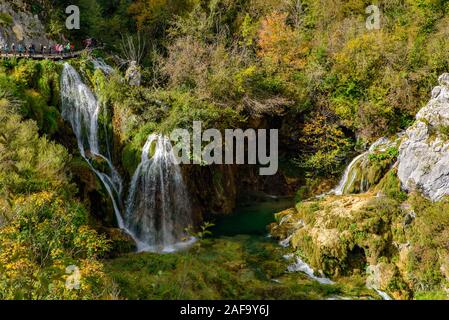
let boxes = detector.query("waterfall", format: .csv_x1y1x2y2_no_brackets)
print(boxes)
333,152,370,195
61,63,125,229
375,289,393,300
333,137,396,195
91,58,115,75
284,254,334,285
125,134,194,252
61,62,195,253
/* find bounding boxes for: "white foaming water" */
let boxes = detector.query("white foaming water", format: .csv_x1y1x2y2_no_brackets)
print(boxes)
125,134,194,252
333,152,369,195
279,235,292,248
333,137,395,195
61,63,125,228
375,289,393,300
61,60,195,252
61,63,194,253
91,58,115,75
284,254,334,285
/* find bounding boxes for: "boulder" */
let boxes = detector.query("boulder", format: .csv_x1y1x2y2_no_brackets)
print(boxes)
398,73,449,201
102,228,137,257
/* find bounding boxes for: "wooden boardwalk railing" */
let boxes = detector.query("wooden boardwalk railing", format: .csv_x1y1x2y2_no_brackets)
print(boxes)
0,49,89,61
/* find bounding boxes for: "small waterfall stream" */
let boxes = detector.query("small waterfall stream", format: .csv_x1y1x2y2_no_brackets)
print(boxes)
125,134,194,252
333,152,369,195
61,62,193,252
91,58,115,75
280,136,400,299
284,254,334,285
60,63,125,228
333,137,396,195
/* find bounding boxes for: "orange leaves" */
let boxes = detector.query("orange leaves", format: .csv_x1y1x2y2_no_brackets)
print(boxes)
257,12,308,72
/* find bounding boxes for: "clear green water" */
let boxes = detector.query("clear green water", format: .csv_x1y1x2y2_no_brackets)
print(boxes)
211,197,294,237
107,196,377,299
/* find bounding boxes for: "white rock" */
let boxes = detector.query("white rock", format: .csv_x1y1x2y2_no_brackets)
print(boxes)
398,73,449,201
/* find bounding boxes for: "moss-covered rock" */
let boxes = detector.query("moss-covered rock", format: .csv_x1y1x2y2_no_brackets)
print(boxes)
271,164,449,300
102,228,136,257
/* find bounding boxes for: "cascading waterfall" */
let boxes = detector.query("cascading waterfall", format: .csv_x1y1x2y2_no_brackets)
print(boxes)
284,254,334,285
125,134,194,252
333,137,396,195
333,153,370,195
60,63,125,228
91,58,115,75
61,62,194,252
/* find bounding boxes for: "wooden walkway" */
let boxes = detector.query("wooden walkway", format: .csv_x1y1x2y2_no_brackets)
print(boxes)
0,49,88,61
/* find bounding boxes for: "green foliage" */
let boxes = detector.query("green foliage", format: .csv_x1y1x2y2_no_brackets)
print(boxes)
369,147,399,163
296,113,353,176
0,99,114,299
0,60,62,137
186,222,215,240
414,290,448,300
0,13,13,26
437,125,449,139
0,192,112,299
375,169,408,201
406,195,449,293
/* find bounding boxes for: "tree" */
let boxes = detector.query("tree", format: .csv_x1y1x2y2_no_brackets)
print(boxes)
0,91,114,299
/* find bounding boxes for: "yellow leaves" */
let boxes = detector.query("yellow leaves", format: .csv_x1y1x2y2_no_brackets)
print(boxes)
0,189,112,299
0,240,36,279
129,0,167,29
50,248,65,260
298,112,353,175
13,191,55,210
333,31,397,83
234,65,257,94
11,64,32,86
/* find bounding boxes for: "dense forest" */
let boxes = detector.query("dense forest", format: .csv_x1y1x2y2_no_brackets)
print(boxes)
1,0,449,300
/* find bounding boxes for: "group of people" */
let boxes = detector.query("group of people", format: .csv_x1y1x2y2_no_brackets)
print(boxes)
0,42,75,56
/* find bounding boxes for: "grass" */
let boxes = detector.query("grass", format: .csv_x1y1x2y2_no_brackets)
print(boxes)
414,291,448,300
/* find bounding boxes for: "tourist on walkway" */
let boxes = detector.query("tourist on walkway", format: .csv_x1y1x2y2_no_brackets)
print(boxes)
31,44,36,55
18,44,24,56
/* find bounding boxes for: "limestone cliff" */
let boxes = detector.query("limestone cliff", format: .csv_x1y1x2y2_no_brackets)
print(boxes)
0,0,52,47
398,73,449,201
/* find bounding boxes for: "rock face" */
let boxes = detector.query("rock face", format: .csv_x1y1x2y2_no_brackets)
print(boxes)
125,61,141,86
0,1,52,47
398,73,449,201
